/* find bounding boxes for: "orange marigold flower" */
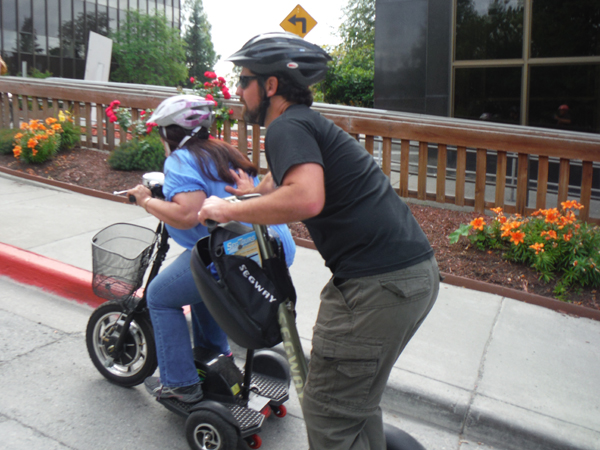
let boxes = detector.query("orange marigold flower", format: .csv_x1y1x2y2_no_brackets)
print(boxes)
45,117,58,125
491,207,503,215
20,122,29,130
563,231,573,242
13,145,22,158
501,221,521,237
541,230,557,240
561,200,583,210
14,133,23,139
52,123,62,131
509,230,525,245
38,133,48,140
27,138,38,148
499,216,507,224
32,148,38,156
470,217,486,231
529,243,544,255
544,208,560,224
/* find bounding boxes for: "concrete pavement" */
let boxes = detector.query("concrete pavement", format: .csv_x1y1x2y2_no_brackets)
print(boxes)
1,171,599,450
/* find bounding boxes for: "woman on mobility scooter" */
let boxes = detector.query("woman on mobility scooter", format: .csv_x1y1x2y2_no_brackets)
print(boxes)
126,94,295,403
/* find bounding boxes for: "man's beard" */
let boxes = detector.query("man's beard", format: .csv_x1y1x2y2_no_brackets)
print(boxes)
243,103,261,125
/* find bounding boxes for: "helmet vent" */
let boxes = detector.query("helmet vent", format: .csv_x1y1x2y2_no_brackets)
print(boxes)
287,62,299,69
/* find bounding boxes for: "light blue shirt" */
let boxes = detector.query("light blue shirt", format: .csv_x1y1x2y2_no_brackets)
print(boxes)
162,148,296,266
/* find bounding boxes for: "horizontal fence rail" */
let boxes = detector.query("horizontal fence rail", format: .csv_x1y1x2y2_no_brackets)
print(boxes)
1,77,599,223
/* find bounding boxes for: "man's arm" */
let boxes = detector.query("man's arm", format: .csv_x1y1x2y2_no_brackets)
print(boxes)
199,163,325,225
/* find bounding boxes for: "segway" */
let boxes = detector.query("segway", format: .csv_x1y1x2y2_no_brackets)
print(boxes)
189,196,427,450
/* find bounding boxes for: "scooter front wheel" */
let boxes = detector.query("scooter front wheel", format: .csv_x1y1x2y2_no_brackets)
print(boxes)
86,301,157,387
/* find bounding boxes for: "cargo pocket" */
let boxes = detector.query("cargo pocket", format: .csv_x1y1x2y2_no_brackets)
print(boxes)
307,333,381,407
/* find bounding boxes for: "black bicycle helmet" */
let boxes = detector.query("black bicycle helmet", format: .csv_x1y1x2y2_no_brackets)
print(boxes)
227,32,332,87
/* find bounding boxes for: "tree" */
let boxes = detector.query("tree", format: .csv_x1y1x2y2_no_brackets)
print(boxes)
183,0,218,86
110,10,188,86
316,0,375,107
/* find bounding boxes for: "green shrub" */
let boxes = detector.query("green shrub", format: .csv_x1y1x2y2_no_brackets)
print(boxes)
13,118,62,163
58,114,80,151
0,128,19,154
108,132,165,171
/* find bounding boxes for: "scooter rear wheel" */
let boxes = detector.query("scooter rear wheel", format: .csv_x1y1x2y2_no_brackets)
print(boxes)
185,410,238,450
86,301,157,387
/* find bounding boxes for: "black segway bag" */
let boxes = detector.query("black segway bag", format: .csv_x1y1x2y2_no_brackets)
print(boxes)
190,222,296,349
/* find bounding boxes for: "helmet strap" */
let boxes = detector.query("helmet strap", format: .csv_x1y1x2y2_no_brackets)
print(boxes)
176,126,204,149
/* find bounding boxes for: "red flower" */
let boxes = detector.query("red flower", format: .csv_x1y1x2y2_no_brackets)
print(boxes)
110,100,120,108
205,94,214,101
146,122,158,134
204,71,217,79
190,77,195,83
218,76,226,84
223,90,231,100
204,82,212,88
228,109,234,116
140,110,146,116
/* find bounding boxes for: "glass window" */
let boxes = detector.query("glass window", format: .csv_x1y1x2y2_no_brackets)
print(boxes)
108,7,117,33
529,64,600,134
33,0,47,55
4,30,18,55
455,0,523,61
2,0,17,31
48,0,60,38
454,66,522,124
531,0,600,58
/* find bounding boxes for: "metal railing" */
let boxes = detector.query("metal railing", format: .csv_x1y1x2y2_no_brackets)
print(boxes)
1,76,599,223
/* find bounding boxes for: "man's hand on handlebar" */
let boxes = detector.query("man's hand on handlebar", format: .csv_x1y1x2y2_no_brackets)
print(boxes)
198,196,231,225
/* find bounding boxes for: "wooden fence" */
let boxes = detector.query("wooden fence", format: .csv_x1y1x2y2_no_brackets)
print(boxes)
1,77,599,223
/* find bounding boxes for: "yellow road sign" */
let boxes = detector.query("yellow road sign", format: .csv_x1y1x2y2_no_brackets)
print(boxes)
280,4,317,38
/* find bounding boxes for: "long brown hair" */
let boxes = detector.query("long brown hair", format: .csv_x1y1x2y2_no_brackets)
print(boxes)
162,125,257,184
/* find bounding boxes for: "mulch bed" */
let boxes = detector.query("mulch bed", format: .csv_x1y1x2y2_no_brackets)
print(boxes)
1,146,597,311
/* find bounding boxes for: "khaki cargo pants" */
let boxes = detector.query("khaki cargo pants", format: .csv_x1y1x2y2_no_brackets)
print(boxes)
302,256,439,450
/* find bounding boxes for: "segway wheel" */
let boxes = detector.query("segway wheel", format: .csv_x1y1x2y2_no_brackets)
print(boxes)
186,410,237,450
272,404,287,418
245,434,262,449
86,301,157,387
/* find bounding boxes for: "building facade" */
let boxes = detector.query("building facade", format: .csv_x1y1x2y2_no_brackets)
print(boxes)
0,0,181,79
375,0,600,134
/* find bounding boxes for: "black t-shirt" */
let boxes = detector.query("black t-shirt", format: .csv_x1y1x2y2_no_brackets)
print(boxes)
266,104,433,278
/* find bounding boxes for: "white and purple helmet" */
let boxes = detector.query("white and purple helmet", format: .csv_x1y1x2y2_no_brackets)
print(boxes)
147,95,215,130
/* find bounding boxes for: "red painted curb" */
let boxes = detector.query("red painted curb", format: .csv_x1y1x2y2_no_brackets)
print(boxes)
0,242,106,309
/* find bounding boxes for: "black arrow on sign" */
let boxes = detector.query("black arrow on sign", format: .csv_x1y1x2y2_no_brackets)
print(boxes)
288,15,307,34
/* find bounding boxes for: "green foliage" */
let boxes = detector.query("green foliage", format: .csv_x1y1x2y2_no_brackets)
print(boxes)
183,0,218,88
0,128,19,154
58,113,80,151
108,132,165,172
30,68,53,79
315,0,375,107
449,203,600,300
110,10,188,86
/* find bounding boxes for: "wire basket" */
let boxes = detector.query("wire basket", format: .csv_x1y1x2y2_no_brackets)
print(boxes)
92,223,158,301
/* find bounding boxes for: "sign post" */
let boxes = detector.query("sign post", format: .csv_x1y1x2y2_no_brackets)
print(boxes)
280,4,317,38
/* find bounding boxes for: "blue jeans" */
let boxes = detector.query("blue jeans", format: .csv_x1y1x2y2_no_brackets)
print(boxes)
147,250,230,388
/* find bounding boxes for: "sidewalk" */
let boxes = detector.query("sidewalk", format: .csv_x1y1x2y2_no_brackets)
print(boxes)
1,171,599,450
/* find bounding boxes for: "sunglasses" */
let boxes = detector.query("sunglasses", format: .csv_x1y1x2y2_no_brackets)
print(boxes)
237,75,259,89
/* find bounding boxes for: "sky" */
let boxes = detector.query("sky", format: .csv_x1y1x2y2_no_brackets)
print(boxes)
201,0,350,81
